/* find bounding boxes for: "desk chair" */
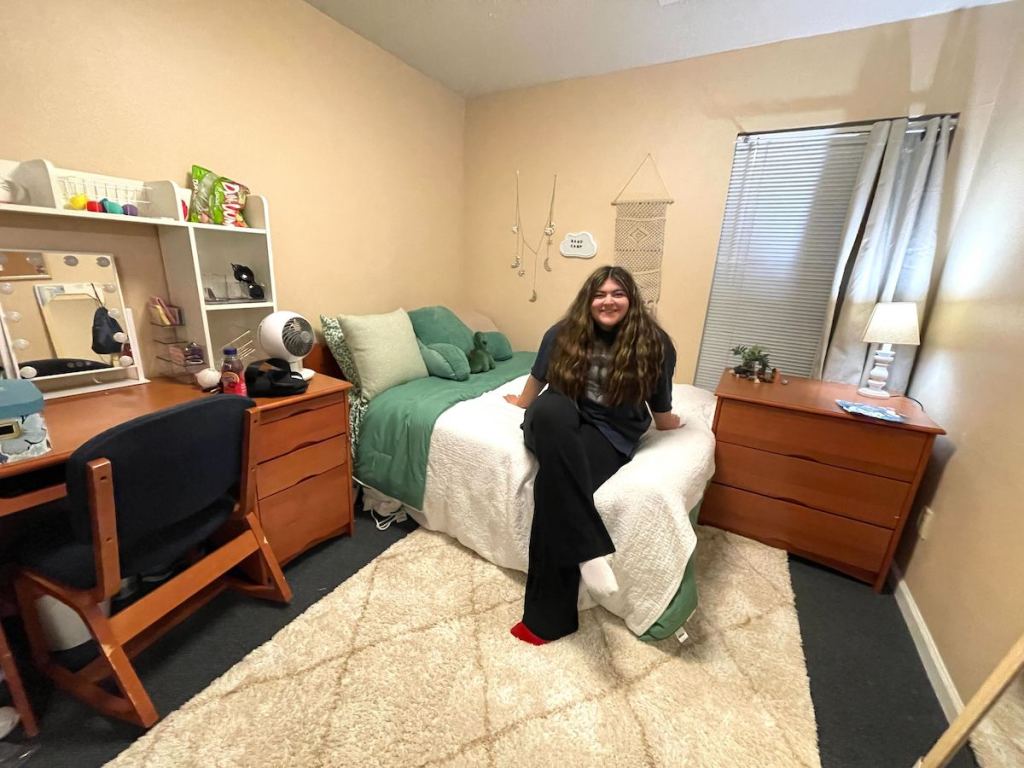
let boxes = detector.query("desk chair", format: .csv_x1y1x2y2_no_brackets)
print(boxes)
13,396,291,728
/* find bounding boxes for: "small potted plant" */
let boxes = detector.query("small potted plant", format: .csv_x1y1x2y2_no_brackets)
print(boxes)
730,345,773,382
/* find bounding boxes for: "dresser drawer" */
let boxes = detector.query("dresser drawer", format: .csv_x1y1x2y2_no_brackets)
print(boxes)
700,483,890,580
714,442,909,528
257,435,347,500
716,400,927,481
259,466,352,564
254,399,346,463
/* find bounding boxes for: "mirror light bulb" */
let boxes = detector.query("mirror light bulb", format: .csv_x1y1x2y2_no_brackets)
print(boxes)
63,255,79,267
5,310,21,323
0,283,12,295
19,366,37,379
103,283,116,294
13,338,29,350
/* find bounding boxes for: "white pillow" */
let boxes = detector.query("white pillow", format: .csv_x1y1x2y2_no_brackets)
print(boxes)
338,308,428,400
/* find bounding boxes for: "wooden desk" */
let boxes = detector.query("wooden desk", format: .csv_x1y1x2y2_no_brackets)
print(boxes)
700,371,944,591
0,376,355,565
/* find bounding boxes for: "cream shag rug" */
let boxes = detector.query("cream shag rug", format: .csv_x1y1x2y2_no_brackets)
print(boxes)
107,526,820,768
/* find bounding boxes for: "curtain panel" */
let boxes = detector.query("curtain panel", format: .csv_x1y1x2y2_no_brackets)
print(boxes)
819,116,953,393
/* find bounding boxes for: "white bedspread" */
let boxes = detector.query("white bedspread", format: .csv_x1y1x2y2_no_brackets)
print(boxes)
410,376,717,635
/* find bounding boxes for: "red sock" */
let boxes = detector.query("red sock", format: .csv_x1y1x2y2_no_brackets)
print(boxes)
510,621,549,645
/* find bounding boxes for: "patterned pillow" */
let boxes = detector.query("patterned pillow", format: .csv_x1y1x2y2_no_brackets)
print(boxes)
319,315,362,391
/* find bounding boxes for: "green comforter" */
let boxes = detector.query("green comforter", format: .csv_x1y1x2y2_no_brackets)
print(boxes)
355,352,535,509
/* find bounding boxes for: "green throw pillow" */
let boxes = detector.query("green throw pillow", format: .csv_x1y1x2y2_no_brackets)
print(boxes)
320,314,362,390
417,340,470,381
481,331,513,361
408,306,475,354
337,309,428,400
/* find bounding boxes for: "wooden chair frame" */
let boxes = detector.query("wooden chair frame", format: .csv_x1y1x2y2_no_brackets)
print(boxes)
13,407,291,728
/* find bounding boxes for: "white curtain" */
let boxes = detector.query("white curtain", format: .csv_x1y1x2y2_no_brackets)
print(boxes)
819,115,952,393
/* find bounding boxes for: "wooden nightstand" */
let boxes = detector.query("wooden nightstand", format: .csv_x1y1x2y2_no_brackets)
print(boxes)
247,375,354,564
700,370,944,591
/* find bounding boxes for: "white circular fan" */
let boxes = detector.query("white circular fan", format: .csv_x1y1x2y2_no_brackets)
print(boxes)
258,310,316,380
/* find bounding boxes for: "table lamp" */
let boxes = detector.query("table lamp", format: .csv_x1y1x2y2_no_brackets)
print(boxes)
858,301,920,398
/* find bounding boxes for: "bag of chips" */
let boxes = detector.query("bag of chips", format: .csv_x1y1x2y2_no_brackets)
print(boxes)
187,165,249,227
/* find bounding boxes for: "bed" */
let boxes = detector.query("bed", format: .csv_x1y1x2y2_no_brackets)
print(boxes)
343,349,718,641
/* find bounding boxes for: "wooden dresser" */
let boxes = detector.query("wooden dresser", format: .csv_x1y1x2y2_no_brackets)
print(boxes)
246,375,354,565
700,371,944,591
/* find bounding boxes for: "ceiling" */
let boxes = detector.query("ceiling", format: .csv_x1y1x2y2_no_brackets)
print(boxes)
304,0,1007,97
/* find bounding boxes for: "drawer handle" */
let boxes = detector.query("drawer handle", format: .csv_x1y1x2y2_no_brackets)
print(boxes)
788,453,824,465
284,406,320,420
277,468,323,492
289,438,330,453
775,496,810,508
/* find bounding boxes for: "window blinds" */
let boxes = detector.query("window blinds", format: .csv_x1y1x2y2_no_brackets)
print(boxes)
693,126,873,391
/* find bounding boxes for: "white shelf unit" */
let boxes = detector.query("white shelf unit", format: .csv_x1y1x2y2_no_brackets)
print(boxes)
0,158,278,390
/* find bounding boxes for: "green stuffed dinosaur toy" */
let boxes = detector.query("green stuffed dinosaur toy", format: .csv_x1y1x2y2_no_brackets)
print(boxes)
468,331,496,374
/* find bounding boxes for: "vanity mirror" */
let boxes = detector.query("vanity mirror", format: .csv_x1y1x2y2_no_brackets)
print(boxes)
0,250,145,396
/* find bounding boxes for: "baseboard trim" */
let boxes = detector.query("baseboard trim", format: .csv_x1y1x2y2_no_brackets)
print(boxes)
890,563,964,722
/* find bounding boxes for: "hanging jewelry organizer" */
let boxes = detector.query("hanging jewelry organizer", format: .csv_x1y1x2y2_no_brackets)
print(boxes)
611,154,673,314
510,171,557,302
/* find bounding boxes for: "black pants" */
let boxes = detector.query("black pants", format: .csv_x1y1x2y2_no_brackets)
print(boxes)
521,390,628,640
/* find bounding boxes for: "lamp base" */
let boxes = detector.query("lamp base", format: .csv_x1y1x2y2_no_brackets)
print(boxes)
859,344,896,399
857,385,891,399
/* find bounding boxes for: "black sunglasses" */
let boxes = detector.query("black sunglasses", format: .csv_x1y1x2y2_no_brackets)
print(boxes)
232,263,265,300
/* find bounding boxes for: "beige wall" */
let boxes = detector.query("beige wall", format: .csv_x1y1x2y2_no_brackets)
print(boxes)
463,6,1017,374
905,13,1024,699
462,3,1024,703
0,0,466,335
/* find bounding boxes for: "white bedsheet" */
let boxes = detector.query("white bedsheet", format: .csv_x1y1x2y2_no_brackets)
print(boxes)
407,376,717,635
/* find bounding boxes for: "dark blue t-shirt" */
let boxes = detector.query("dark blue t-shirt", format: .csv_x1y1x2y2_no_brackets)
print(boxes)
530,322,676,457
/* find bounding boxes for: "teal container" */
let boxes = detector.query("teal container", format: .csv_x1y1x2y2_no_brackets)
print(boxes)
0,379,50,464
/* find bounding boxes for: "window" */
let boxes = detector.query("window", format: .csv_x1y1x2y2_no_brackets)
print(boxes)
694,124,878,390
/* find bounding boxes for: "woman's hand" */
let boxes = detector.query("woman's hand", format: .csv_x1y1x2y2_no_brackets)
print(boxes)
653,411,682,430
505,376,545,409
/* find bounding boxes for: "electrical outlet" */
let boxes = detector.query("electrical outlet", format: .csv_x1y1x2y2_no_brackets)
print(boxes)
917,506,935,540
559,231,598,259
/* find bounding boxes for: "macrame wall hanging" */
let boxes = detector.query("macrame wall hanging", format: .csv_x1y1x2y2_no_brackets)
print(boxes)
611,154,673,314
510,171,557,302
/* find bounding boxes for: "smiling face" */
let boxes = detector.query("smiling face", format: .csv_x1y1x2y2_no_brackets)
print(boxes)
590,277,630,330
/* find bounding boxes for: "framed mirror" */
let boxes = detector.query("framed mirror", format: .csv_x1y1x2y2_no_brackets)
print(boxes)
0,250,145,396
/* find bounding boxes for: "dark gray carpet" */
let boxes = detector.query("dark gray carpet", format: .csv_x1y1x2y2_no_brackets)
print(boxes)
2,517,972,767
790,555,976,768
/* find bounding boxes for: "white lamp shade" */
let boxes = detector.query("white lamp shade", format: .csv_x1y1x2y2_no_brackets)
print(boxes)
862,302,920,345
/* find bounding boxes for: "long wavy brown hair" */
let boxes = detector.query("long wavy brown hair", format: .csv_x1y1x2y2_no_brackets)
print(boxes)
547,266,666,406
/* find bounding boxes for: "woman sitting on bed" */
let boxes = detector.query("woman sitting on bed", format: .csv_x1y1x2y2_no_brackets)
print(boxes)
504,265,680,645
